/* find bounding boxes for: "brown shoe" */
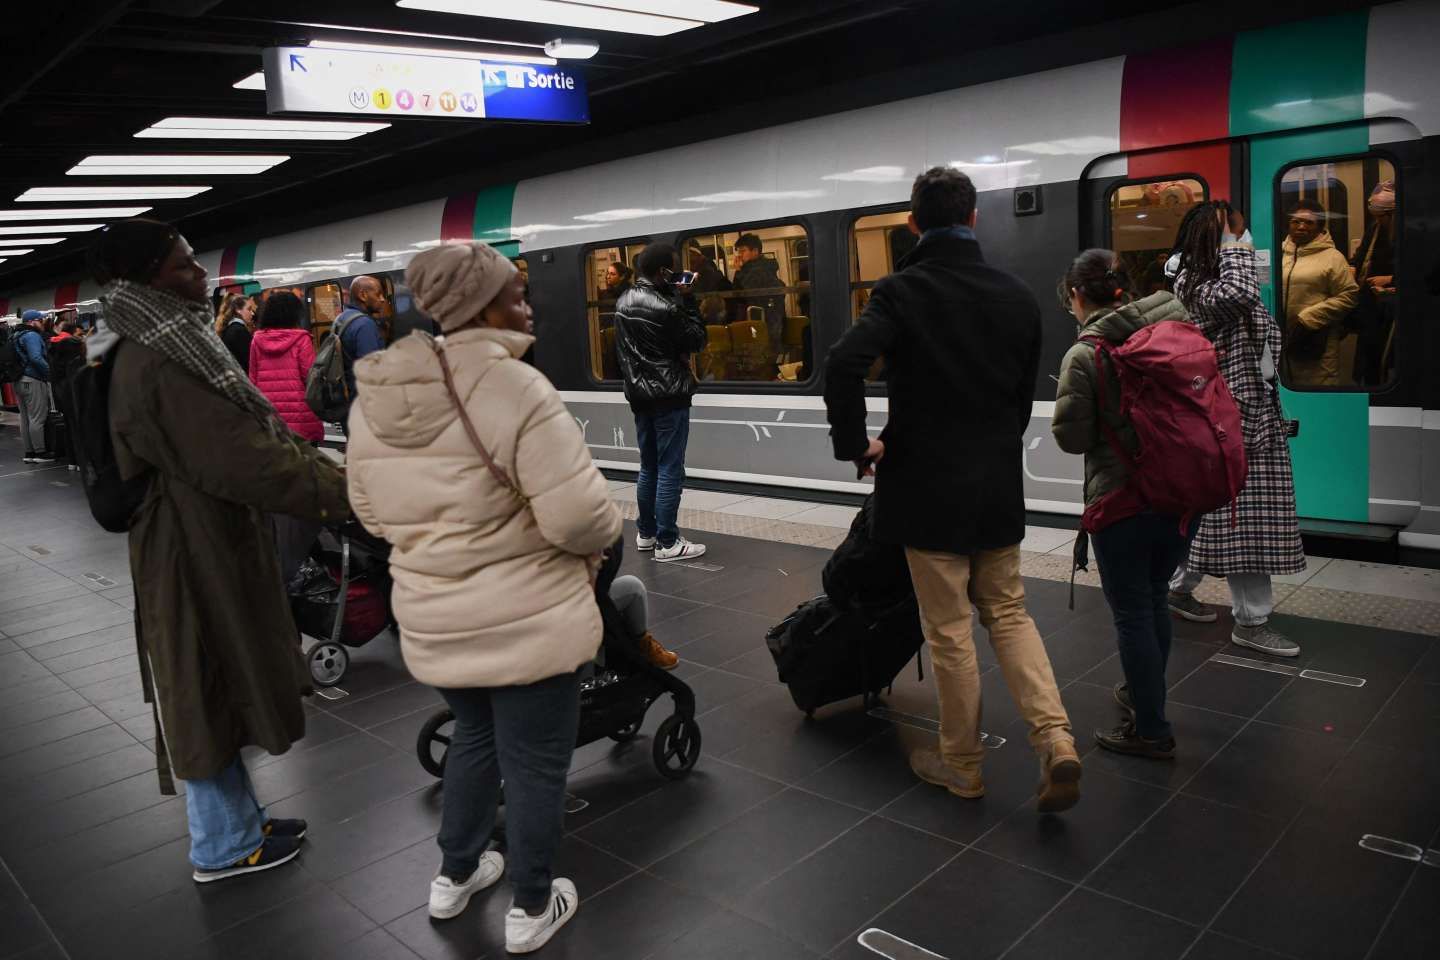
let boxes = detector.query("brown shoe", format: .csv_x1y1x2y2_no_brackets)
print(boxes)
639,632,679,670
909,747,985,799
1036,739,1082,813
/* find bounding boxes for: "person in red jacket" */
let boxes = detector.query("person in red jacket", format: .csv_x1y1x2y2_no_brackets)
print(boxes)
249,291,323,443
249,290,326,578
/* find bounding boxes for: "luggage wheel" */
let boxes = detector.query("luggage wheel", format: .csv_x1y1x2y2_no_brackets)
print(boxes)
609,718,643,743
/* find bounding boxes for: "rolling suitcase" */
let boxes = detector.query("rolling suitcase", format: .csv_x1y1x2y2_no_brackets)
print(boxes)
766,593,925,717
43,410,66,458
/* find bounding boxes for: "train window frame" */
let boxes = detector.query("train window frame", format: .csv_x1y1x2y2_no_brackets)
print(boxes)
1103,173,1209,300
582,237,650,386
677,215,819,389
846,202,912,322
1271,150,1401,395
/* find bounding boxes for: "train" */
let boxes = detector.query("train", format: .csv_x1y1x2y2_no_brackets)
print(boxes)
5,1,1438,554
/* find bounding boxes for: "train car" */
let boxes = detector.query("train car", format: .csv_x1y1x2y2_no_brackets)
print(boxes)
8,2,1439,555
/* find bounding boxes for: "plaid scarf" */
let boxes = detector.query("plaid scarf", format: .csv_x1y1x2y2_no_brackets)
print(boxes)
101,280,280,430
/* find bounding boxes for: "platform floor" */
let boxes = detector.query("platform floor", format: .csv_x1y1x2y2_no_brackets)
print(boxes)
2,431,1439,960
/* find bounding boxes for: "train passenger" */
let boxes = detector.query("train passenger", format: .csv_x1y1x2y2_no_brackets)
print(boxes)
731,232,786,349
1052,250,1193,759
1279,199,1360,387
336,274,387,423
614,242,709,562
48,318,86,470
8,310,54,464
249,291,327,580
215,291,256,375
609,573,680,669
89,217,349,883
824,166,1082,812
345,241,622,953
605,261,633,299
1350,180,1397,386
1168,203,1306,656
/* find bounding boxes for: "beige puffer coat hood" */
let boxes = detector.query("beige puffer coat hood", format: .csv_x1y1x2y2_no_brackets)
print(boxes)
345,326,622,688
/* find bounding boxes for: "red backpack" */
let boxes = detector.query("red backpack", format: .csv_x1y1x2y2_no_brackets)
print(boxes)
1080,320,1247,535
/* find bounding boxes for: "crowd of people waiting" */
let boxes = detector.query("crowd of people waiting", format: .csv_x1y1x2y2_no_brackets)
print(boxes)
0,162,1389,954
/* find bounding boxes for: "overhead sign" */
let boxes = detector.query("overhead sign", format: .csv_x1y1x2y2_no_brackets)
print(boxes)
261,47,588,124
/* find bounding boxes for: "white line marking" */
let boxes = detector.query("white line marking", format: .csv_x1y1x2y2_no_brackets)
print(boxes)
858,928,948,960
1359,834,1423,861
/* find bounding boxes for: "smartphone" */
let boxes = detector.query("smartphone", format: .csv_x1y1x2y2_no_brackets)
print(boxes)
670,270,698,286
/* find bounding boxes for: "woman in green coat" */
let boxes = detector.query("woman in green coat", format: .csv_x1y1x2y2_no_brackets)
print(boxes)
90,219,350,883
1051,249,1194,762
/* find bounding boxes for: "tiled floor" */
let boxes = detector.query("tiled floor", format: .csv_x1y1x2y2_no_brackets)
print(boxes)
2,429,1439,960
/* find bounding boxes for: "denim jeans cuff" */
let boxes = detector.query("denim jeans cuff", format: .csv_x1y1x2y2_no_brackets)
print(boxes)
513,884,551,913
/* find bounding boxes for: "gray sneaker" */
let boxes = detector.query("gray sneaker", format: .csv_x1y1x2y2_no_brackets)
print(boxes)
1232,623,1300,658
1168,591,1218,623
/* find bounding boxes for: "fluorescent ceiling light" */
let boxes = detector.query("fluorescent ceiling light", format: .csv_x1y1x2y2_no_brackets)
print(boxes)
0,223,106,235
0,249,36,256
544,38,599,59
308,38,555,64
136,118,387,142
234,72,266,91
0,260,7,266
395,0,715,37
17,186,212,202
0,237,65,245
0,207,152,221
286,19,543,51
69,155,289,176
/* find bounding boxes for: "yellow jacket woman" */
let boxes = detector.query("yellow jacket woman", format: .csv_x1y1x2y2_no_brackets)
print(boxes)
1280,213,1359,387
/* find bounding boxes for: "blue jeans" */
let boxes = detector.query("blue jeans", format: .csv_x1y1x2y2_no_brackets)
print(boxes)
1091,513,1195,741
635,407,691,549
437,671,581,912
184,756,267,869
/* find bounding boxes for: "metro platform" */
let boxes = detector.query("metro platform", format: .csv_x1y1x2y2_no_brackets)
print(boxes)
2,423,1438,960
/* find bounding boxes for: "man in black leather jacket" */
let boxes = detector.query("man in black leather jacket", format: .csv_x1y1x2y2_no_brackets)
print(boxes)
614,242,709,562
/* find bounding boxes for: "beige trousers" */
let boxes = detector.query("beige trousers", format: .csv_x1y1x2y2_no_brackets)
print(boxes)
905,544,1073,773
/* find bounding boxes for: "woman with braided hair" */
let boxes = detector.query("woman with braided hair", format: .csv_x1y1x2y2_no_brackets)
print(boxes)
1165,202,1306,657
90,218,349,883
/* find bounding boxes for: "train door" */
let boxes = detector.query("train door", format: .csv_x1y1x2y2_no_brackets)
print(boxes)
1246,119,1425,529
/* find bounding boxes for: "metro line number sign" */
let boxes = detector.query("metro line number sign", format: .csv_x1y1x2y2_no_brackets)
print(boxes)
261,47,588,124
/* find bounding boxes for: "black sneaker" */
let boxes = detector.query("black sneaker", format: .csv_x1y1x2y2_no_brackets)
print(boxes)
29,450,57,464
1114,682,1135,717
22,452,38,464
1095,722,1175,760
192,835,302,884
263,817,308,840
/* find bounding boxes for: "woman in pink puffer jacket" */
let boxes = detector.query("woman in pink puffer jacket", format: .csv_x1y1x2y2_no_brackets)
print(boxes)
248,291,324,442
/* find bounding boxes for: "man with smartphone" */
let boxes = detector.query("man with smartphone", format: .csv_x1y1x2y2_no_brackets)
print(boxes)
823,167,1081,813
613,243,709,563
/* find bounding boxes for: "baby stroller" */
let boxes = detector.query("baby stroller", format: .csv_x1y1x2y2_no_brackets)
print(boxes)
288,519,397,687
416,538,701,781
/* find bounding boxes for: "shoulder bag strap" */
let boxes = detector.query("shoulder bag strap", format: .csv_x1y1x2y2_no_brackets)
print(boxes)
429,337,529,505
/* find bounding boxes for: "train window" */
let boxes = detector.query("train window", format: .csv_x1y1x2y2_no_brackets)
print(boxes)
585,243,646,381
1108,178,1206,297
850,211,915,321
310,282,344,343
1276,156,1398,390
681,223,813,383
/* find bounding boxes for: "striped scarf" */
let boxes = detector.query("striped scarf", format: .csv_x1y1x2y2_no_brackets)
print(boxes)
101,280,280,431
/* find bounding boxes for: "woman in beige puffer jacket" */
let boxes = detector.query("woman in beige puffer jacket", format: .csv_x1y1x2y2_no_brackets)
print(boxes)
345,241,620,950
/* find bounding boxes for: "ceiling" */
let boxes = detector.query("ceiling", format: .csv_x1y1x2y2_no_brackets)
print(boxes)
0,0,1375,297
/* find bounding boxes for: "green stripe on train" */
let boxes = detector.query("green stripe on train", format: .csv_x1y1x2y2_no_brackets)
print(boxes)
236,242,260,295
473,183,518,257
1232,12,1371,523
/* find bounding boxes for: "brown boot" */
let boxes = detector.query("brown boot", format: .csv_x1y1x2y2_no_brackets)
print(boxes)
910,747,985,799
1036,739,1082,813
639,632,679,670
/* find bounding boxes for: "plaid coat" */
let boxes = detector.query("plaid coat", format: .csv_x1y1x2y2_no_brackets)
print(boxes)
1174,243,1305,576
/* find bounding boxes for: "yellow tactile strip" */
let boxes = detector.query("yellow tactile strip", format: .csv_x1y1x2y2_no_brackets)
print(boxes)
637,502,1440,637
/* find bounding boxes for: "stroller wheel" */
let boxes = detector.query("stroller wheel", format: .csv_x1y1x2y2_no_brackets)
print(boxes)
609,718,643,743
417,709,455,778
653,715,702,780
308,642,349,687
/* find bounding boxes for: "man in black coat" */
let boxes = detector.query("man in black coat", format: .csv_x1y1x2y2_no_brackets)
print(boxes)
823,166,1080,813
614,242,709,563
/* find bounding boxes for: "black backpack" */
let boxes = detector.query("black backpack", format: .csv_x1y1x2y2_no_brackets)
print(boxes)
821,496,914,616
69,347,150,532
0,326,31,383
305,311,359,422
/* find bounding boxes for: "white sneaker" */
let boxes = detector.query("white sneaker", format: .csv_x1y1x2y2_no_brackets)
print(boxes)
505,878,578,954
635,532,656,552
429,850,505,920
653,537,706,563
